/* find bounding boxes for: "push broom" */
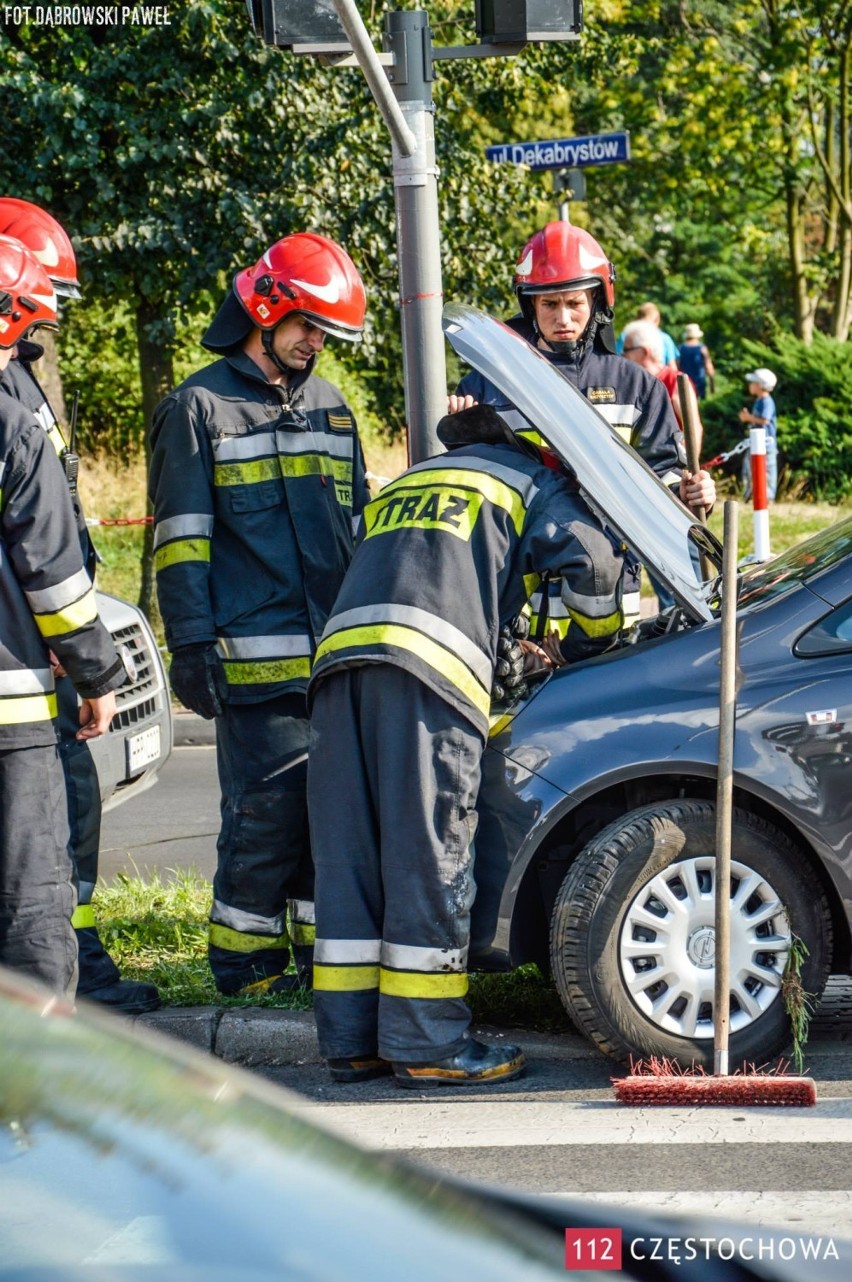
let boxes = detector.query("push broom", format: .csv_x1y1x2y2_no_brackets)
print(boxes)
613,497,816,1106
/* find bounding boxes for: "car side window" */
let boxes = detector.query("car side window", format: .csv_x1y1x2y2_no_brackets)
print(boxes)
795,597,852,657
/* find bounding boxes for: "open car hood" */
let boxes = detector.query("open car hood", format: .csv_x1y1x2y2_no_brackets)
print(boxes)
443,304,721,623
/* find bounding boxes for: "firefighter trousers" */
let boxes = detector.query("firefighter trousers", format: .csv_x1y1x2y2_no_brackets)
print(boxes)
0,741,77,995
55,676,121,993
309,666,485,1064
209,693,315,994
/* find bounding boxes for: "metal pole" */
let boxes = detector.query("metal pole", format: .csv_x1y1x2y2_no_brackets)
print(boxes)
330,1,416,156
677,371,712,581
714,499,739,1077
384,9,446,463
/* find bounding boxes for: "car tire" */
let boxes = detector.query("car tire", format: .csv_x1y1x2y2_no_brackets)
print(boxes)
549,799,832,1067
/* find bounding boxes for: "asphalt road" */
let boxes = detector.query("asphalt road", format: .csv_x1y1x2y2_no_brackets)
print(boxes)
100,740,219,882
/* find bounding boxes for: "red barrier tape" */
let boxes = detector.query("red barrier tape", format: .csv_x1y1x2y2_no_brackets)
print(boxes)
86,517,153,526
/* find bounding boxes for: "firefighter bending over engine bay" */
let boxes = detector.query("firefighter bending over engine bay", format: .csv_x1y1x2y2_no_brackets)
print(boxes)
307,402,625,1087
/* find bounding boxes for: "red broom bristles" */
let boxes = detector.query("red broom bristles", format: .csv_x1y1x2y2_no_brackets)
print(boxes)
612,1055,817,1107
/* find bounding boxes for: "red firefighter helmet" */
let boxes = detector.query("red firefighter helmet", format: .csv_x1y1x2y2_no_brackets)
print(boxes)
513,222,615,309
0,234,59,349
0,197,81,299
234,232,366,343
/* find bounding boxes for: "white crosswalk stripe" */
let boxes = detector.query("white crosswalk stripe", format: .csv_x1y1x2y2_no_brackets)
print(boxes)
289,1090,852,1243
292,1097,852,1150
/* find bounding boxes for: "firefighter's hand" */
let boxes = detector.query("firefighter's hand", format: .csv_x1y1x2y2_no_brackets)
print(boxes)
77,691,117,740
518,637,553,677
540,629,568,669
169,643,227,720
447,393,477,415
49,649,67,679
491,627,528,703
679,469,716,513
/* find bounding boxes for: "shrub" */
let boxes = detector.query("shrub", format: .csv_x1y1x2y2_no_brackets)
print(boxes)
702,332,852,502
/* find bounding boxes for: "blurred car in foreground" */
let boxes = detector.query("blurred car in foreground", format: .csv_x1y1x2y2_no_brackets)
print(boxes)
0,967,847,1282
89,591,172,813
443,306,852,1070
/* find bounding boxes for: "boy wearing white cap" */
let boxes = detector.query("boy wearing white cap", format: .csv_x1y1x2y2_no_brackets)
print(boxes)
739,368,779,500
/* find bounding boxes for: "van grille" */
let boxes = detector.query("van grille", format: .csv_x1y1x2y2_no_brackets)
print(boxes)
111,696,158,733
108,621,161,726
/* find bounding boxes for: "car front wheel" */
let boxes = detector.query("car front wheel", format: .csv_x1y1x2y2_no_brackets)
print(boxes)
549,800,833,1068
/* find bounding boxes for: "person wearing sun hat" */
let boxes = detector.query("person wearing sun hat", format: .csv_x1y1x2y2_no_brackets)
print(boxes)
678,323,715,399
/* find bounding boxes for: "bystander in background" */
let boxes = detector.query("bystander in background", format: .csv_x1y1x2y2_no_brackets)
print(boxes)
678,324,715,399
739,367,778,501
617,301,678,367
621,318,704,451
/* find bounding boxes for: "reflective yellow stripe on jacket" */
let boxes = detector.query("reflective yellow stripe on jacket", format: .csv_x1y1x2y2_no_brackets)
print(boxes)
25,568,97,640
315,603,494,720
0,668,57,725
210,428,355,491
362,460,532,543
216,634,313,687
153,513,214,572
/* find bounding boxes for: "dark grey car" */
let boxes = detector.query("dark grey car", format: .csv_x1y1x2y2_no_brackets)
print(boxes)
445,306,852,1069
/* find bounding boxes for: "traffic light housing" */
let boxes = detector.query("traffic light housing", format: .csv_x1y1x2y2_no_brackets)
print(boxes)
245,0,350,50
246,2,583,50
475,1,583,43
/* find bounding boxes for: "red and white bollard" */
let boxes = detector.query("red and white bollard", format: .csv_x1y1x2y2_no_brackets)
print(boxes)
749,426,771,562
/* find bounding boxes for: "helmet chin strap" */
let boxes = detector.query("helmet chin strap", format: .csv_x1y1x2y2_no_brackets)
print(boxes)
261,326,293,379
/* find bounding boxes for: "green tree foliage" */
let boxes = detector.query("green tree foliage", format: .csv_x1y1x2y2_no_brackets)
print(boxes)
1,1,850,504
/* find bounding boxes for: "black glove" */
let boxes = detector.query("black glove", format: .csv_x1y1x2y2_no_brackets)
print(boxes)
491,626,528,705
169,644,227,720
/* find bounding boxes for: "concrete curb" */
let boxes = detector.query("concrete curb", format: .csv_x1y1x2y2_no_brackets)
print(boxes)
136,1006,319,1066
131,991,852,1070
172,711,216,746
133,1006,606,1068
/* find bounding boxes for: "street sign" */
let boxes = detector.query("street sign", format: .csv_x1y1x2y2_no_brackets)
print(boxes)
485,130,630,171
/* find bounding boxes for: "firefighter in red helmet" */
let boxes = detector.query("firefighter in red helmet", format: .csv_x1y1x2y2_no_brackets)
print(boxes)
0,197,161,1014
149,232,369,998
452,222,714,639
0,233,125,995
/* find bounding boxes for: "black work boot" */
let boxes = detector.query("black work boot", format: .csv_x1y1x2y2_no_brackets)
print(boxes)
78,979,161,1015
327,1056,394,1084
75,927,161,1014
393,1038,526,1088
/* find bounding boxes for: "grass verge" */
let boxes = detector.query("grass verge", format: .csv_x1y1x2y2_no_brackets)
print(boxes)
95,867,567,1029
95,869,311,1011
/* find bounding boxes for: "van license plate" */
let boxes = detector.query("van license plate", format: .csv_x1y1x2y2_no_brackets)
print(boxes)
126,725,161,774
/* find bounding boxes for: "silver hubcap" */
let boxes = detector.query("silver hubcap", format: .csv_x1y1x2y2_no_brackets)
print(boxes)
618,856,791,1039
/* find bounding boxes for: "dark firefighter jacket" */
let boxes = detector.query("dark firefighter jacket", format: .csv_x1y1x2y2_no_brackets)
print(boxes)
455,316,687,628
0,389,125,749
0,344,97,580
149,349,369,703
309,434,625,738
456,315,686,485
